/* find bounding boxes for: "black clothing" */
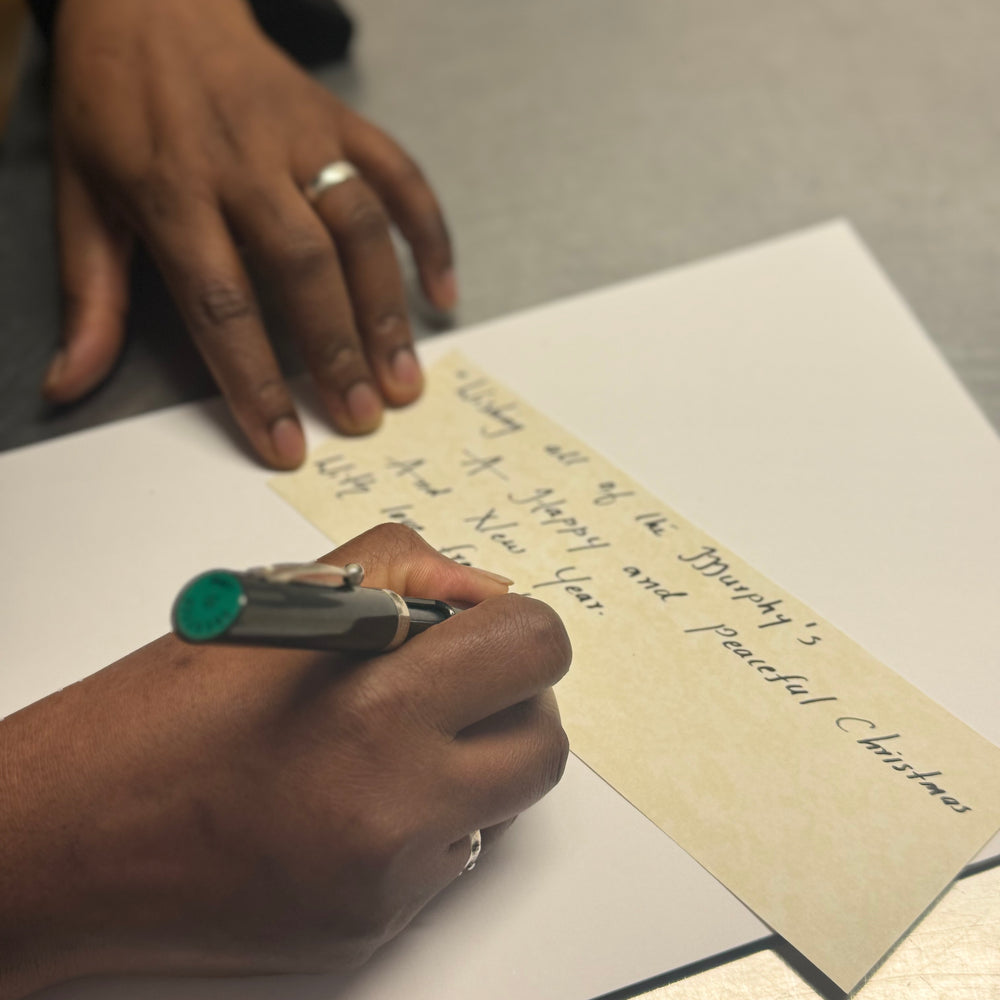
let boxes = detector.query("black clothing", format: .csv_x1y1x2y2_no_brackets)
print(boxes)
26,0,354,66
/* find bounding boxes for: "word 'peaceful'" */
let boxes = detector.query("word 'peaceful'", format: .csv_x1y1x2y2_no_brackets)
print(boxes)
685,623,973,815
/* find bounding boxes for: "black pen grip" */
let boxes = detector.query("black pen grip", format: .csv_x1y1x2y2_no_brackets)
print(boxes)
402,598,458,636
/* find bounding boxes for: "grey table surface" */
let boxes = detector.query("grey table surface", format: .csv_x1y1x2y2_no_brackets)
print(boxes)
2,0,999,453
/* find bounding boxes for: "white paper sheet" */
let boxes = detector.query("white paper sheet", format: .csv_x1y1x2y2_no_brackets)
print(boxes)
3,221,997,999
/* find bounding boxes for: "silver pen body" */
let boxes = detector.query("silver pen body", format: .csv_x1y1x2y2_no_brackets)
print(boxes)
172,567,456,653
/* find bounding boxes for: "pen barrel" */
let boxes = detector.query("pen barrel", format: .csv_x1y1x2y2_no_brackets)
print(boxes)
173,571,412,652
230,577,409,651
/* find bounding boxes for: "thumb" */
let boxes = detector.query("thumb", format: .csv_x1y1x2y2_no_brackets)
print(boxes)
43,159,133,404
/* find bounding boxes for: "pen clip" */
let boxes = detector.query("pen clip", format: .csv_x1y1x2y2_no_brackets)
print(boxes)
245,561,366,590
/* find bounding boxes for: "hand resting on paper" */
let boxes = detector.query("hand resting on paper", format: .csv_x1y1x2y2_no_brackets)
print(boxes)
0,524,570,998
40,0,456,468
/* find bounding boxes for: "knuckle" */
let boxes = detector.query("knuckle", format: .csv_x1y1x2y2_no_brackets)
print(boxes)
120,161,168,199
366,521,423,554
243,375,290,413
276,230,335,282
505,596,573,684
385,152,428,191
369,312,409,350
228,177,274,211
337,198,390,245
131,171,179,220
544,710,571,788
469,699,569,807
324,523,426,576
311,341,368,387
519,696,570,800
193,279,257,329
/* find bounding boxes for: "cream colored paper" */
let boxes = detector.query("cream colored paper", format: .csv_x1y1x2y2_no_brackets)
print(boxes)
270,352,1000,992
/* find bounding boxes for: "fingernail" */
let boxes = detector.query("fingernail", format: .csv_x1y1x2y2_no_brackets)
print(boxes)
346,381,383,430
435,268,457,311
42,350,68,394
467,566,515,586
390,347,422,388
270,416,305,467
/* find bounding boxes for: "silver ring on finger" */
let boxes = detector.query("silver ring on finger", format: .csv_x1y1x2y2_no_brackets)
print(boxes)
305,160,359,203
461,829,483,874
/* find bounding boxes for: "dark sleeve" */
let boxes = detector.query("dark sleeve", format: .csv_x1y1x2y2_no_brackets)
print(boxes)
251,0,354,65
25,0,59,41
26,0,354,66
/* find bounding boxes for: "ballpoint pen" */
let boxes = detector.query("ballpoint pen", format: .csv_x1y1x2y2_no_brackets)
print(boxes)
171,561,458,653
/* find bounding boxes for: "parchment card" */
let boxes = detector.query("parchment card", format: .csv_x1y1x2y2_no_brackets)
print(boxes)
271,352,1000,992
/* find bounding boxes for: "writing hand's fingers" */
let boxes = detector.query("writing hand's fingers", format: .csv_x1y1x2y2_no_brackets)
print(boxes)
138,197,305,469
304,586,569,865
356,602,569,849
319,522,514,605
383,592,572,736
445,689,569,836
341,110,457,312
320,526,570,821
305,169,423,411
43,156,133,404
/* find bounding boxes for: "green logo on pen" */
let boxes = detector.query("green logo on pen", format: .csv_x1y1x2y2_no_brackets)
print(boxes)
173,571,245,641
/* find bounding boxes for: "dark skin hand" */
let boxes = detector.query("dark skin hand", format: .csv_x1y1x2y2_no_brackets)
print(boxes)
0,524,571,998
41,0,456,468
